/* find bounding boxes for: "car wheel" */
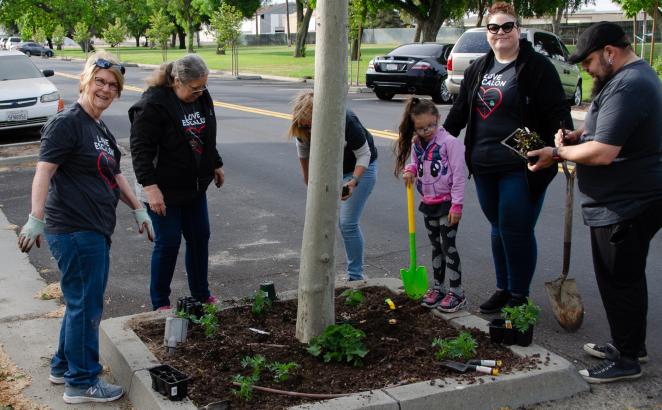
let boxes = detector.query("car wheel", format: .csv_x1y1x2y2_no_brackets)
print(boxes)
375,89,395,101
46,51,53,57
573,81,582,106
432,81,452,104
24,50,31,56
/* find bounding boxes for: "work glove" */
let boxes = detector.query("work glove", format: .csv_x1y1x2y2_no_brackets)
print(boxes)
132,208,154,241
18,214,45,253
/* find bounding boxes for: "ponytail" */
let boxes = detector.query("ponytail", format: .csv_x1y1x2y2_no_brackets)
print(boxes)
393,97,439,177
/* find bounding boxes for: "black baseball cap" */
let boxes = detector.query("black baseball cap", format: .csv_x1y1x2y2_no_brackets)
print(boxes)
568,21,630,64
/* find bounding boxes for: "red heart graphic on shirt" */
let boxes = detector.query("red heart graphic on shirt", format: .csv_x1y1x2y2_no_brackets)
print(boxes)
476,86,503,120
97,151,118,189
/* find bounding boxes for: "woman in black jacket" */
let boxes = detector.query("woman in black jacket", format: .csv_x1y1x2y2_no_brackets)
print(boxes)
443,2,572,313
129,54,224,310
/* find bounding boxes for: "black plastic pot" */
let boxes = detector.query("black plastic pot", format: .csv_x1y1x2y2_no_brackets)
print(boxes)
516,326,534,347
489,319,515,345
148,364,190,401
176,296,203,318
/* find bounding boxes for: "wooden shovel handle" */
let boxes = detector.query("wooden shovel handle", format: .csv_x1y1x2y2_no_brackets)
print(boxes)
561,162,576,277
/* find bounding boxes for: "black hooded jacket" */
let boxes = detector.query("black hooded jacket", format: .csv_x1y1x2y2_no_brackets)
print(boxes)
443,39,573,198
129,86,223,205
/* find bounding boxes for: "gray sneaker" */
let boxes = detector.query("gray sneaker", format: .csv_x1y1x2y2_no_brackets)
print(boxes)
49,373,65,385
63,379,124,404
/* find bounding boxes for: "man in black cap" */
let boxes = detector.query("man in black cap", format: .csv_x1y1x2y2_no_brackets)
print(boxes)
528,21,662,383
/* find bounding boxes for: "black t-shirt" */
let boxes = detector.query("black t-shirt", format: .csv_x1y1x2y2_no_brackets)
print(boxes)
471,60,522,174
40,103,121,238
343,110,378,174
177,99,207,166
577,60,662,226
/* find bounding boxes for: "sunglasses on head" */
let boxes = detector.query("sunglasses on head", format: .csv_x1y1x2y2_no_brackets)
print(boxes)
486,21,517,34
95,59,125,75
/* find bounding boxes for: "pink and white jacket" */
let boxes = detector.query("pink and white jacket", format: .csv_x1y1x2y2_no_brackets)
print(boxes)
404,127,466,213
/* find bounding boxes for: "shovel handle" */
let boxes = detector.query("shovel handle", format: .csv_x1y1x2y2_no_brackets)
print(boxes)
561,161,576,278
406,183,416,234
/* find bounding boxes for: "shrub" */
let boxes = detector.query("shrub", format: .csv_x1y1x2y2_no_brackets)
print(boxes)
307,324,369,366
501,298,541,333
432,331,477,360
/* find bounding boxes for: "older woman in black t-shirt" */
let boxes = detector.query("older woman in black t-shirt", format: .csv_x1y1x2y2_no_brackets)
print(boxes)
17,51,153,404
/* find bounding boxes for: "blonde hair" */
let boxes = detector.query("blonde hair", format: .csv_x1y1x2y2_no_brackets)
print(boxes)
487,1,520,25
288,89,314,142
79,51,124,97
145,54,209,88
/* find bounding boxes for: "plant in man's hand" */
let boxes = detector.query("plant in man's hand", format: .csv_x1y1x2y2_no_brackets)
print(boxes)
307,324,369,366
340,289,365,307
513,128,545,155
432,331,477,360
501,298,541,333
267,361,300,382
251,290,272,316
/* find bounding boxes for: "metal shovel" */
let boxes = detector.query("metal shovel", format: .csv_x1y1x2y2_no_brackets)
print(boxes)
440,360,499,376
544,162,584,332
400,183,428,300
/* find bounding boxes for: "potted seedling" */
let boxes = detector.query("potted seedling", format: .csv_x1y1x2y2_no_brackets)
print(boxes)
488,318,514,345
500,298,541,347
501,127,546,165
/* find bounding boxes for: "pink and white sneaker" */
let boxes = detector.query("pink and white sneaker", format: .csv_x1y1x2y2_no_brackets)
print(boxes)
437,291,467,313
420,288,444,308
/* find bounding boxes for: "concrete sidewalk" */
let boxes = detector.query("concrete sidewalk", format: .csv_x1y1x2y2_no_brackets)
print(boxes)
0,209,130,409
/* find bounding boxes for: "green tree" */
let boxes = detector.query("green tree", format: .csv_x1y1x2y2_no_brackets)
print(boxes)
379,0,467,42
121,1,153,46
73,21,92,54
166,0,205,52
294,0,315,57
146,9,175,61
102,17,127,60
209,3,243,55
52,25,66,50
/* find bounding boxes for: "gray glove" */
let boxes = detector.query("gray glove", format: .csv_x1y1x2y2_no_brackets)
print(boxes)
18,214,45,253
132,208,154,241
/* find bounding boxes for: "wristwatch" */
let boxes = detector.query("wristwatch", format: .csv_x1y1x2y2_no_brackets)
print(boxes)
551,147,562,162
349,175,360,186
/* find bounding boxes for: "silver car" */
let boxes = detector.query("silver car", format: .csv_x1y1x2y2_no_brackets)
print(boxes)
445,28,582,106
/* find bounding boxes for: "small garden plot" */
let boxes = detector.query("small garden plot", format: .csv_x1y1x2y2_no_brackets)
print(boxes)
133,286,539,409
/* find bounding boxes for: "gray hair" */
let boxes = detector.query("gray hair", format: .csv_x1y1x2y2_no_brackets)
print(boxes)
145,54,209,88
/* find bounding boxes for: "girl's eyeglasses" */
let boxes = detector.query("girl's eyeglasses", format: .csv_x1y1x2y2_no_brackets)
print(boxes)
486,21,517,34
415,123,437,135
95,59,125,75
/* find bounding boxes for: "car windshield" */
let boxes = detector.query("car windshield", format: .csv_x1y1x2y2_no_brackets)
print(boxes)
388,44,443,57
453,31,491,53
0,55,43,80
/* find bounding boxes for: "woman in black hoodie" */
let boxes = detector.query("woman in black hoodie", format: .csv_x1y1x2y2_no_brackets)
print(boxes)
129,54,224,310
443,2,572,313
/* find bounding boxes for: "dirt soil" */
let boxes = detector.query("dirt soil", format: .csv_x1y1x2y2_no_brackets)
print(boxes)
133,286,542,409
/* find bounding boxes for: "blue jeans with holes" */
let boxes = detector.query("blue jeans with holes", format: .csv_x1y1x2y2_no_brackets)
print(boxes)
147,194,211,309
339,161,377,280
46,231,110,388
474,170,546,296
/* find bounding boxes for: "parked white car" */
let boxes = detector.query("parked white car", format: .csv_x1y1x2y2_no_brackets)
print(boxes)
0,50,63,131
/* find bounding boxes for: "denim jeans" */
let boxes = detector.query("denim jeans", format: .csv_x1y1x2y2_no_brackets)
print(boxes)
339,161,377,280
147,194,211,309
46,231,110,388
474,170,545,296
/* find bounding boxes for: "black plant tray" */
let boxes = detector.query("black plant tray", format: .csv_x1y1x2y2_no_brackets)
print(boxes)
148,364,191,401
501,128,545,164
176,296,203,318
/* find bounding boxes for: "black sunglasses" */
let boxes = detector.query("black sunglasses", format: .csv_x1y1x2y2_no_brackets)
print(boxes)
95,59,125,75
486,21,517,34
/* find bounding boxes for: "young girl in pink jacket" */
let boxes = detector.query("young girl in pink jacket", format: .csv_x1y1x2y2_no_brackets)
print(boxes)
394,97,467,312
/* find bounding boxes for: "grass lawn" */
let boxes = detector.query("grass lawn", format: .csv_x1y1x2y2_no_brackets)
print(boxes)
57,43,398,81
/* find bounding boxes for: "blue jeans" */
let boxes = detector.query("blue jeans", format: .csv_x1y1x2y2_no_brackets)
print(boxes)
46,231,110,388
474,170,546,296
148,194,211,309
340,161,377,280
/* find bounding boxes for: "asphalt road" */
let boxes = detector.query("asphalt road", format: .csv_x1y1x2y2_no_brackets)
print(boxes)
1,56,660,407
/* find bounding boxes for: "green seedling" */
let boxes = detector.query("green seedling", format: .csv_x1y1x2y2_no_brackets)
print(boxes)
267,361,299,382
251,290,272,316
501,298,541,333
340,289,365,307
231,374,257,401
432,331,477,361
241,354,267,378
190,303,219,337
307,324,369,366
513,128,545,155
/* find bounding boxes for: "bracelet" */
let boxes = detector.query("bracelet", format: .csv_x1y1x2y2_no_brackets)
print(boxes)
552,147,562,162
349,175,360,186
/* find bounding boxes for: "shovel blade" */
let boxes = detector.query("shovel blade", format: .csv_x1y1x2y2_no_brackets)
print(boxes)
400,266,428,300
545,276,584,332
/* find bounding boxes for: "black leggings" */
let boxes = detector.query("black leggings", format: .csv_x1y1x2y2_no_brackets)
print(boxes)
423,215,462,289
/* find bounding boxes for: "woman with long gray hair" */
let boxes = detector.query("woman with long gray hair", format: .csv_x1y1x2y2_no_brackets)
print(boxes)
129,54,224,310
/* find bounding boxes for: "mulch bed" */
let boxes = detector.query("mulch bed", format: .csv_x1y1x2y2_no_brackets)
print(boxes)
133,286,541,409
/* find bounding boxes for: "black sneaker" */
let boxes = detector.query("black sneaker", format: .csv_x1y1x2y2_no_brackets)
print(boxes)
583,342,648,364
579,343,642,383
507,295,528,308
479,290,511,314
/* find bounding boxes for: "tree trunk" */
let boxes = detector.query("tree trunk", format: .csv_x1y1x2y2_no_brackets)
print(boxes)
177,27,186,49
171,32,176,48
294,6,313,57
187,23,195,52
551,7,563,34
414,25,421,42
286,0,292,46
295,0,348,344
476,8,485,27
419,18,443,42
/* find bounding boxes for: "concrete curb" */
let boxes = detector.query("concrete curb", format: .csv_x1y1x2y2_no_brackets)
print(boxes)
100,278,589,409
0,141,39,166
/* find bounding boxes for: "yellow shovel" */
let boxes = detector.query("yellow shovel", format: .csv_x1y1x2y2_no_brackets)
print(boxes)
400,183,428,299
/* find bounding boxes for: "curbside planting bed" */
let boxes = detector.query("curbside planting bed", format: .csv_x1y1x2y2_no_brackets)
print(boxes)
99,278,589,410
